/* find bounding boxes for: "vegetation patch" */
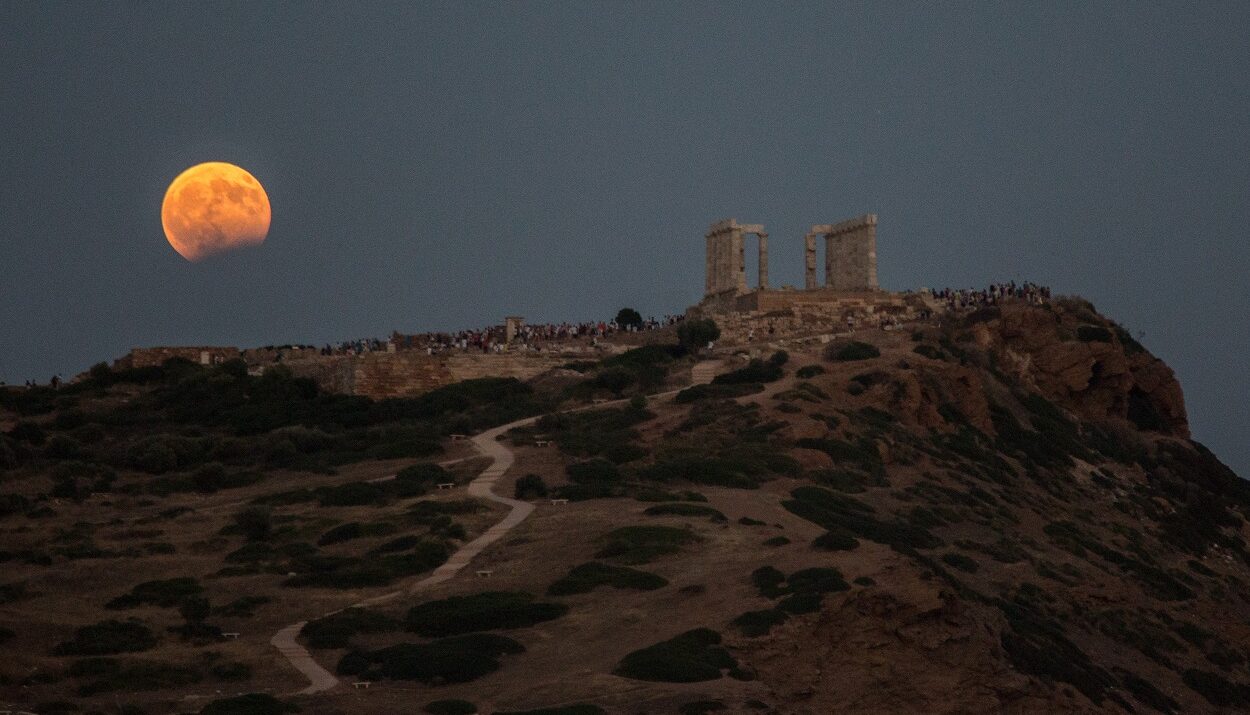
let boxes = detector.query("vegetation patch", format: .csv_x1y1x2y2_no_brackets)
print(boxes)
529,405,652,458
614,628,737,682
338,634,524,684
826,341,880,362
812,530,859,551
54,620,158,656
595,526,700,564
795,364,825,379
105,577,203,609
732,608,788,637
423,700,478,715
643,503,727,522
301,608,398,649
199,693,298,715
674,383,763,403
70,657,202,695
405,591,568,637
547,562,668,596
783,486,943,550
285,542,449,588
940,553,980,573
496,706,605,715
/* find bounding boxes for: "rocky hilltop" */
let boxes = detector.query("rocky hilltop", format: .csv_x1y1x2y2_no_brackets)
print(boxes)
1,298,1247,714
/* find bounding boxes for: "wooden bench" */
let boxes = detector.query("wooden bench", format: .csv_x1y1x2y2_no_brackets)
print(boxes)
449,434,467,441
549,498,569,505
534,440,550,447
436,482,456,490
221,632,240,639
353,681,371,690
476,569,493,578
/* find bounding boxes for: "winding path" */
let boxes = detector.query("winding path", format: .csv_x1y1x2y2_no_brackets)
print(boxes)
270,361,725,695
270,415,543,695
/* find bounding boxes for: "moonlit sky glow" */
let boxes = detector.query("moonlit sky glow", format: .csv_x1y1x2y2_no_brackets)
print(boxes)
1,3,1248,476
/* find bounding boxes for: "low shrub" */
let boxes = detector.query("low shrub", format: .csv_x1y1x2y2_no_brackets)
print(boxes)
214,596,270,618
1076,325,1113,343
72,657,203,695
795,364,825,379
643,503,727,522
496,706,605,715
614,628,736,682
317,482,388,507
514,474,548,500
595,526,699,564
826,341,880,362
732,609,788,637
812,530,858,551
54,620,158,656
941,553,980,573
712,360,783,385
199,693,298,715
1182,669,1250,708
405,591,568,637
285,543,449,588
674,383,763,403
783,486,943,551
0,626,14,644
106,577,203,609
343,633,524,684
763,536,790,547
566,459,620,484
547,562,668,596
424,701,478,715
302,608,398,649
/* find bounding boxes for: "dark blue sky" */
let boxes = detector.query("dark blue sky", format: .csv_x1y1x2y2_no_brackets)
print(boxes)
2,3,1247,476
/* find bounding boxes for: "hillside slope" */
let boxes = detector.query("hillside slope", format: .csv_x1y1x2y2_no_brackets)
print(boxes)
2,299,1248,714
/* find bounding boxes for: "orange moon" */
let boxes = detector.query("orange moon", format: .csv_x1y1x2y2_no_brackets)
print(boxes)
161,162,271,261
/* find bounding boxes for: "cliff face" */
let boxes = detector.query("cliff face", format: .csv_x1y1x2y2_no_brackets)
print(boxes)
969,301,1189,437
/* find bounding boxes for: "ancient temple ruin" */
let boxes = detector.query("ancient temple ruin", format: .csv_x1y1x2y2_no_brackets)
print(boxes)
695,213,894,314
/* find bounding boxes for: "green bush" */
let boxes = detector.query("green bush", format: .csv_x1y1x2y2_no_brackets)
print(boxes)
712,360,783,385
405,591,568,637
318,522,363,546
783,486,943,551
106,577,202,609
912,344,947,360
941,553,980,573
566,459,620,484
1076,325,1113,343
234,507,273,542
317,481,388,506
643,503,727,522
514,474,548,500
827,341,880,362
301,608,397,649
674,383,763,403
732,609,788,637
199,693,298,715
614,628,736,682
344,633,524,684
424,700,478,715
288,547,450,589
812,530,858,551
1182,669,1250,708
677,319,720,350
546,562,668,596
496,707,605,715
54,620,158,656
72,657,203,695
763,536,790,547
0,626,14,644
795,364,825,379
595,526,699,564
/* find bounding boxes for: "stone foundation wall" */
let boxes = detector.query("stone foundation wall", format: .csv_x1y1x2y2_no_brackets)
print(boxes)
115,347,241,369
689,290,939,346
283,352,571,400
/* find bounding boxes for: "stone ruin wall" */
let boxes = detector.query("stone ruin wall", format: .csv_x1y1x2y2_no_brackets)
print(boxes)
115,346,574,401
114,346,241,369
700,291,935,347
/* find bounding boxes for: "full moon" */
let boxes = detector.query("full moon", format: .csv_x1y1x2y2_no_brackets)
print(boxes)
161,162,271,261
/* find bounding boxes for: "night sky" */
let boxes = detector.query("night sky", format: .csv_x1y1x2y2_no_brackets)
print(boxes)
2,3,1247,477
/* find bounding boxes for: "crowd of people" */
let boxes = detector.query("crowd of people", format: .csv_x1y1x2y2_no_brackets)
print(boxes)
932,281,1051,312
401,314,685,354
